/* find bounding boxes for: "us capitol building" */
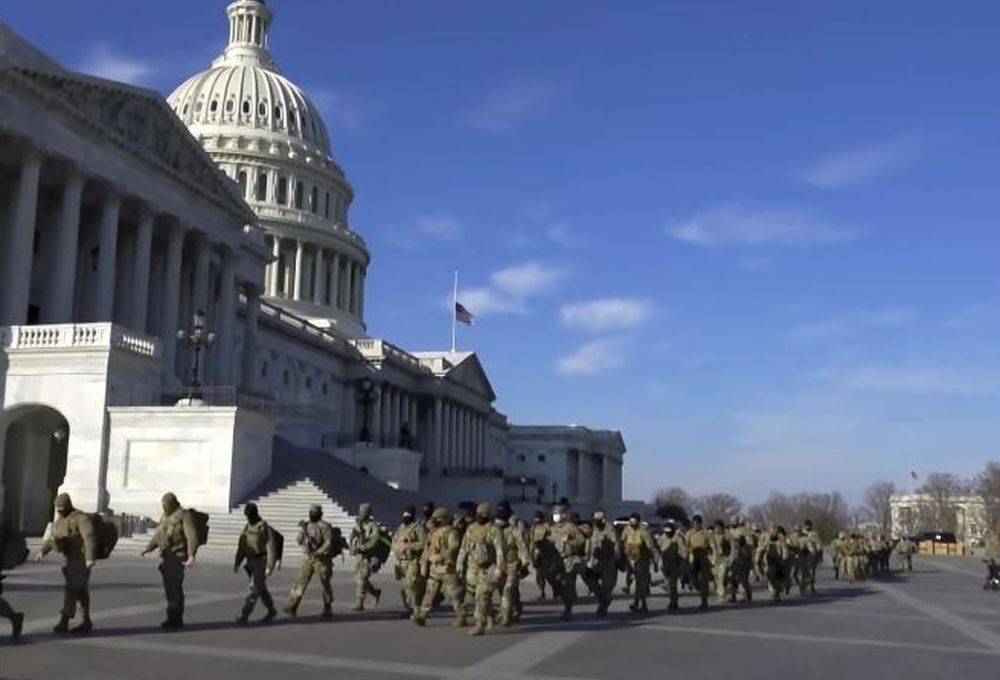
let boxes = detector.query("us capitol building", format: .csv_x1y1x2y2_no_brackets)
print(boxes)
0,1,630,542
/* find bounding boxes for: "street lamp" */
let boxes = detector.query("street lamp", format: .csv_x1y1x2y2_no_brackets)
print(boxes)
177,309,215,404
359,378,375,443
520,476,528,501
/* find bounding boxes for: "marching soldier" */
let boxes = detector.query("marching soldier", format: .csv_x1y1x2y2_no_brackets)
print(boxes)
895,535,914,572
728,534,754,603
685,514,712,609
285,504,335,618
621,512,657,613
140,492,200,629
530,511,560,602
233,502,278,624
586,510,619,617
414,507,465,627
351,503,383,611
549,504,587,620
708,520,731,603
37,493,96,634
496,505,530,626
759,524,789,601
0,521,24,642
658,520,686,612
391,505,427,618
456,502,507,636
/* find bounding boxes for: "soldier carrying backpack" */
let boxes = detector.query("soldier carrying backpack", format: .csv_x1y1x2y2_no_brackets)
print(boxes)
140,492,205,630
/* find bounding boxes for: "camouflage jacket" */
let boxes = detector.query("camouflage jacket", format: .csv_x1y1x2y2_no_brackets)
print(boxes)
391,522,427,562
146,508,199,560
41,510,96,562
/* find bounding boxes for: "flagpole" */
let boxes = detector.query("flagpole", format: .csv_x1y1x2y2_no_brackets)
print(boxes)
451,269,458,353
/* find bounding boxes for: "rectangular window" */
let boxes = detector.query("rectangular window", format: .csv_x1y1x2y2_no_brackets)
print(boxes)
277,176,288,205
324,192,330,218
538,454,546,462
295,181,304,209
237,171,248,197
255,173,268,201
311,187,319,214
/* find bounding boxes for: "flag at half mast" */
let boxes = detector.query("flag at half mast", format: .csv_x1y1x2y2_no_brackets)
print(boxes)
455,301,475,326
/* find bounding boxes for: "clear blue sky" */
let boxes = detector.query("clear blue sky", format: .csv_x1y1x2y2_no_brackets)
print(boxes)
7,1,1000,504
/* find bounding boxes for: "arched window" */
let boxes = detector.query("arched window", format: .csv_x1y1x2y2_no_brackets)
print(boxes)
226,99,234,113
277,176,288,205
324,192,330,219
242,99,251,115
258,101,267,116
294,181,304,209
274,106,282,119
255,173,268,201
237,170,248,196
311,187,318,213
210,100,219,112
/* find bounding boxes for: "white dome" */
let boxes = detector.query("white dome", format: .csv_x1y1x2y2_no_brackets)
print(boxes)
167,0,332,160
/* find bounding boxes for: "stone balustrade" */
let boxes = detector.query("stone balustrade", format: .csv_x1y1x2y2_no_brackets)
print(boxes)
0,323,161,359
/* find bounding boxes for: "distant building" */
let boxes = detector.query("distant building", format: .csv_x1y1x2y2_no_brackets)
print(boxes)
890,493,987,544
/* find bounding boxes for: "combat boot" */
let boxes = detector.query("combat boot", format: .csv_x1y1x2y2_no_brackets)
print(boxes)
11,612,24,641
351,599,365,612
452,612,467,628
412,608,427,626
321,602,334,619
283,598,301,618
373,587,382,607
53,616,70,634
468,621,486,636
262,608,277,624
71,618,93,635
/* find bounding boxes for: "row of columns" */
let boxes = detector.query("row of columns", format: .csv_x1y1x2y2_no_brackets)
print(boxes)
0,142,245,389
371,383,419,448
431,397,487,471
264,236,364,317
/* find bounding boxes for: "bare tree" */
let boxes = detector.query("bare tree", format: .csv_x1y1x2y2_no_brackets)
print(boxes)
652,486,691,523
864,480,897,535
917,472,966,533
692,493,742,524
747,491,850,542
976,462,1000,536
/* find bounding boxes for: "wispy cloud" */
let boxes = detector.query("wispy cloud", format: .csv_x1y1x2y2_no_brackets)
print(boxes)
788,307,919,341
667,205,855,248
452,261,567,317
415,216,463,241
461,78,567,134
557,338,626,376
78,43,156,86
560,298,652,333
809,365,996,395
802,133,921,190
309,87,380,135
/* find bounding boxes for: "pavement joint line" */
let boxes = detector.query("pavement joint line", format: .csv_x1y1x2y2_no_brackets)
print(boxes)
916,557,985,578
65,636,601,680
868,580,1000,652
640,623,1000,657
450,631,590,678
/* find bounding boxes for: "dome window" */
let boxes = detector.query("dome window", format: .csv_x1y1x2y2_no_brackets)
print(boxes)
242,99,251,115
195,100,203,112
324,192,330,219
225,99,234,113
294,181,304,209
182,103,189,114
258,102,267,116
210,100,219,113
311,187,318,214
274,106,282,119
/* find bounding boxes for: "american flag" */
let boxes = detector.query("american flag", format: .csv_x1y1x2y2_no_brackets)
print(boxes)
910,470,919,481
455,302,475,326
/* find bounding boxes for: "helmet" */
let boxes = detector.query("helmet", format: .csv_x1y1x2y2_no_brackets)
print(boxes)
161,492,180,514
475,502,492,518
358,503,372,519
431,507,448,522
54,493,73,512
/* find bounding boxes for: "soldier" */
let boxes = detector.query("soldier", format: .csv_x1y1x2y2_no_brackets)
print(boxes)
658,520,686,612
36,493,96,634
456,502,507,636
285,504,335,618
140,492,200,629
350,503,383,611
391,505,427,618
621,512,657,613
421,501,436,533
414,507,465,627
549,504,587,620
728,534,754,603
233,502,278,624
830,531,846,580
895,535,914,572
685,514,712,609
708,520,731,603
586,510,619,617
0,522,24,641
530,511,560,601
496,505,530,626
759,524,789,601
799,520,822,595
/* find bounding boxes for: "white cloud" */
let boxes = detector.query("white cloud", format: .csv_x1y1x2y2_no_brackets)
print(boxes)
788,307,919,341
451,261,566,317
461,79,566,134
490,261,566,297
560,298,652,333
414,216,463,241
309,87,379,135
803,134,921,190
78,43,156,86
557,338,625,376
667,205,854,248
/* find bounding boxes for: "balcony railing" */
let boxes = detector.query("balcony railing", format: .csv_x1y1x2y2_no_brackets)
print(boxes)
1,323,160,359
349,338,428,374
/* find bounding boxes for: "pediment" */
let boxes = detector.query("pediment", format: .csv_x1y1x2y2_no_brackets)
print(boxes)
445,353,496,402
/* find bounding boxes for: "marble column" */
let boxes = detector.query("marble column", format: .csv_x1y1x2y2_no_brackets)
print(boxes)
312,247,325,304
370,383,382,445
160,225,186,380
293,240,304,300
433,398,443,467
442,402,452,468
130,207,154,332
0,148,42,325
192,237,211,318
358,267,366,321
240,288,260,391
92,189,121,322
268,236,280,296
389,387,399,446
214,249,237,386
330,253,341,310
350,262,361,315
41,166,84,323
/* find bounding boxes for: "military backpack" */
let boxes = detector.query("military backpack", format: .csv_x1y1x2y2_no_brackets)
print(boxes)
370,526,391,572
271,527,284,565
91,513,119,560
187,508,210,548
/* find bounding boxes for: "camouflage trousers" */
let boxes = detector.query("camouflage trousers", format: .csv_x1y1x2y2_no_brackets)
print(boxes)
629,559,652,606
355,556,379,605
793,555,815,596
419,570,463,621
499,564,525,623
290,555,333,606
0,596,16,620
712,560,729,601
61,555,91,621
689,555,711,604
728,563,752,602
158,553,185,622
465,565,497,627
240,555,275,617
661,564,682,609
532,557,562,599
395,558,425,613
558,559,588,615
590,563,617,614
766,560,787,601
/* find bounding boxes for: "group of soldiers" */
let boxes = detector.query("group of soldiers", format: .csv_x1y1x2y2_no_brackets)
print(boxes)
830,532,914,582
1,491,921,641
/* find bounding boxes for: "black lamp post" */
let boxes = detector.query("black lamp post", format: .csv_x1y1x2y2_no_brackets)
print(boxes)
520,476,528,501
177,309,215,403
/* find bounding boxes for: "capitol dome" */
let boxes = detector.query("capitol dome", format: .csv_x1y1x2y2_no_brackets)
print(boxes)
168,0,370,338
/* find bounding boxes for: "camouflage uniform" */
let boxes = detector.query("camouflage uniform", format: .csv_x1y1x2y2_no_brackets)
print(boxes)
391,507,427,616
658,524,686,611
457,503,508,636
759,527,789,601
529,514,561,601
685,517,712,609
40,493,96,633
414,508,465,626
0,523,25,641
549,507,587,620
233,503,278,623
586,511,620,616
895,536,914,572
621,516,657,613
143,492,199,628
351,503,383,610
728,534,754,602
286,505,336,617
708,523,731,602
497,510,531,625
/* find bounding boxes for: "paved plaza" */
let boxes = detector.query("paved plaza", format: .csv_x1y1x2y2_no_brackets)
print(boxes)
1,555,998,679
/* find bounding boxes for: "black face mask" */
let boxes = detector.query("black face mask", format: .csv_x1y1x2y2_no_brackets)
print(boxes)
245,511,260,523
478,516,489,525
402,514,413,525
309,512,321,523
595,520,606,529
